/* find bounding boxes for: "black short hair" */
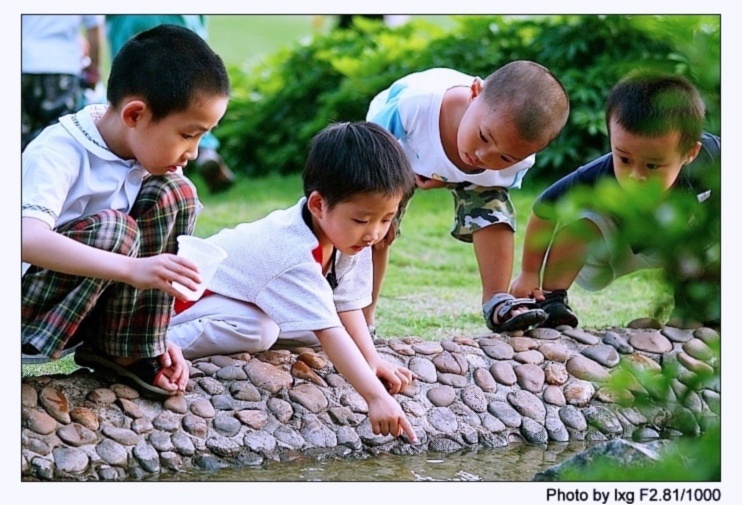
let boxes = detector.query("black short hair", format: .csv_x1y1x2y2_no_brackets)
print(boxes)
107,24,230,121
303,122,415,209
605,70,705,153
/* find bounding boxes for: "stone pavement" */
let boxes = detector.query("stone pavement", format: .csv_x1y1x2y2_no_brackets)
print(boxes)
21,318,720,481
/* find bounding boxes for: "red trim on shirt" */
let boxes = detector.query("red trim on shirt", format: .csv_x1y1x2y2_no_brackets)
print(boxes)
173,289,215,315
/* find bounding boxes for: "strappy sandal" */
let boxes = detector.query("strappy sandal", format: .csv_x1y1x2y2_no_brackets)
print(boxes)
74,347,174,399
483,292,547,332
537,289,579,328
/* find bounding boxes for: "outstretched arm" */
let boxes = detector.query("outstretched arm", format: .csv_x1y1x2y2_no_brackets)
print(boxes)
22,217,201,299
314,325,418,443
510,212,558,300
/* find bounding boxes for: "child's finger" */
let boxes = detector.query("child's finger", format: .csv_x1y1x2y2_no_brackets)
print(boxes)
399,416,418,443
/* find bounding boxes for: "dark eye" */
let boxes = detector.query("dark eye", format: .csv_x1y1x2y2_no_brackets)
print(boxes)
646,163,660,170
619,157,630,164
479,131,488,143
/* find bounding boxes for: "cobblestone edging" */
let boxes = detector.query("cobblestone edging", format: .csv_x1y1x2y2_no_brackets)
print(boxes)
21,319,720,481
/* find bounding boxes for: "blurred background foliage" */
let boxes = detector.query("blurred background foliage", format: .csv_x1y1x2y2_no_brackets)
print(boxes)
217,15,720,183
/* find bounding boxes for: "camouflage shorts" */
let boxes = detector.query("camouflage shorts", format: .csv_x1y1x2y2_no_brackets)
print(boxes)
392,183,515,243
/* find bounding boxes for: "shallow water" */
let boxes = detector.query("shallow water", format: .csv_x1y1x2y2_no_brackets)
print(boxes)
153,441,593,482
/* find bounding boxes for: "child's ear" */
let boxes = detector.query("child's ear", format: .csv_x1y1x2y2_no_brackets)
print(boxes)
683,141,703,165
470,77,484,100
307,191,327,217
120,100,148,127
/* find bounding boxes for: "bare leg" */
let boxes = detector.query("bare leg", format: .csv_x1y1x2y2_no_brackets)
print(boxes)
541,219,602,291
363,242,390,330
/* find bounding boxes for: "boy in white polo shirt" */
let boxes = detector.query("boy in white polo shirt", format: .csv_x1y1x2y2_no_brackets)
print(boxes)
167,121,419,442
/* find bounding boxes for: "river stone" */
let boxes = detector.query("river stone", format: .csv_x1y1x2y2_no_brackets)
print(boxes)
538,342,572,362
194,361,220,376
300,413,337,448
545,416,569,442
666,407,700,436
39,387,71,424
410,341,442,355
473,368,497,392
584,405,623,435
96,438,128,466
437,373,468,387
117,398,143,419
490,361,517,385
629,330,673,354
110,384,139,400
87,388,117,404
480,412,507,433
25,436,51,455
449,402,482,427
30,456,54,480
521,417,548,444
602,331,634,354
622,353,663,374
661,326,694,343
152,410,181,432
628,317,663,329
340,391,368,414
509,337,539,352
214,415,242,438
53,446,89,474
409,357,437,383
216,364,248,381
149,430,174,452
243,430,277,454
244,361,293,394
163,395,188,414
273,425,306,449
596,385,634,405
677,352,714,375
507,390,546,422
514,350,544,365
190,398,216,418
131,417,154,434
428,437,463,453
515,363,545,393
566,355,610,382
335,426,362,450
682,339,714,361
563,328,600,345
291,360,327,387
694,327,720,345
213,393,236,411
230,381,262,402
581,344,620,368
235,409,269,430
402,400,427,418
488,401,522,428
298,352,328,370
21,383,38,408
132,441,160,472
57,423,97,447
427,385,456,407
702,390,721,415
543,385,566,406
481,339,514,360
258,349,293,366
427,406,458,434
544,362,569,386
289,383,329,413
559,405,587,431
102,426,140,446
182,413,208,438
461,385,488,413
452,335,478,347
441,340,461,353
197,377,225,396
527,327,561,340
399,381,421,398
432,351,468,375
389,340,415,356
563,379,595,407
267,398,293,423
69,407,99,431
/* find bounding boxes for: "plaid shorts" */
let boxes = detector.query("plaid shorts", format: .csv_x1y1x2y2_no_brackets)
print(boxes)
393,183,516,243
22,174,200,359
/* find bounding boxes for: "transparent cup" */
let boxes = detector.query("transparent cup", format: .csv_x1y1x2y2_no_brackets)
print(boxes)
172,235,228,301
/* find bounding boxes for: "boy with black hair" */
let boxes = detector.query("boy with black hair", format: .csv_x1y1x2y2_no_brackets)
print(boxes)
22,24,231,397
510,70,720,328
167,121,419,442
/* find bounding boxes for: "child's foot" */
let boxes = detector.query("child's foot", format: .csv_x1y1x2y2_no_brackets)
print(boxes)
537,289,579,328
483,293,547,332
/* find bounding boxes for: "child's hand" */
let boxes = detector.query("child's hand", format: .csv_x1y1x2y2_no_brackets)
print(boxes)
157,341,190,393
372,360,416,395
510,272,544,300
367,395,418,443
127,254,201,299
415,174,447,190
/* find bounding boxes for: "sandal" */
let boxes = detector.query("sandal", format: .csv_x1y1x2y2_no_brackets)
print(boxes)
74,347,174,399
537,289,579,328
483,293,547,332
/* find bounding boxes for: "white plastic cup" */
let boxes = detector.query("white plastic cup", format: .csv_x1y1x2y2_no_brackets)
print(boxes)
172,235,228,301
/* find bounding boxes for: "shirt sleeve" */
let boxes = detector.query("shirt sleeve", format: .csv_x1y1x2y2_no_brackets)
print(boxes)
333,248,372,313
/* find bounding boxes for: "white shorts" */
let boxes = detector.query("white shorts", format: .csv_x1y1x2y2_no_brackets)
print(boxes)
167,293,321,360
575,211,663,291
